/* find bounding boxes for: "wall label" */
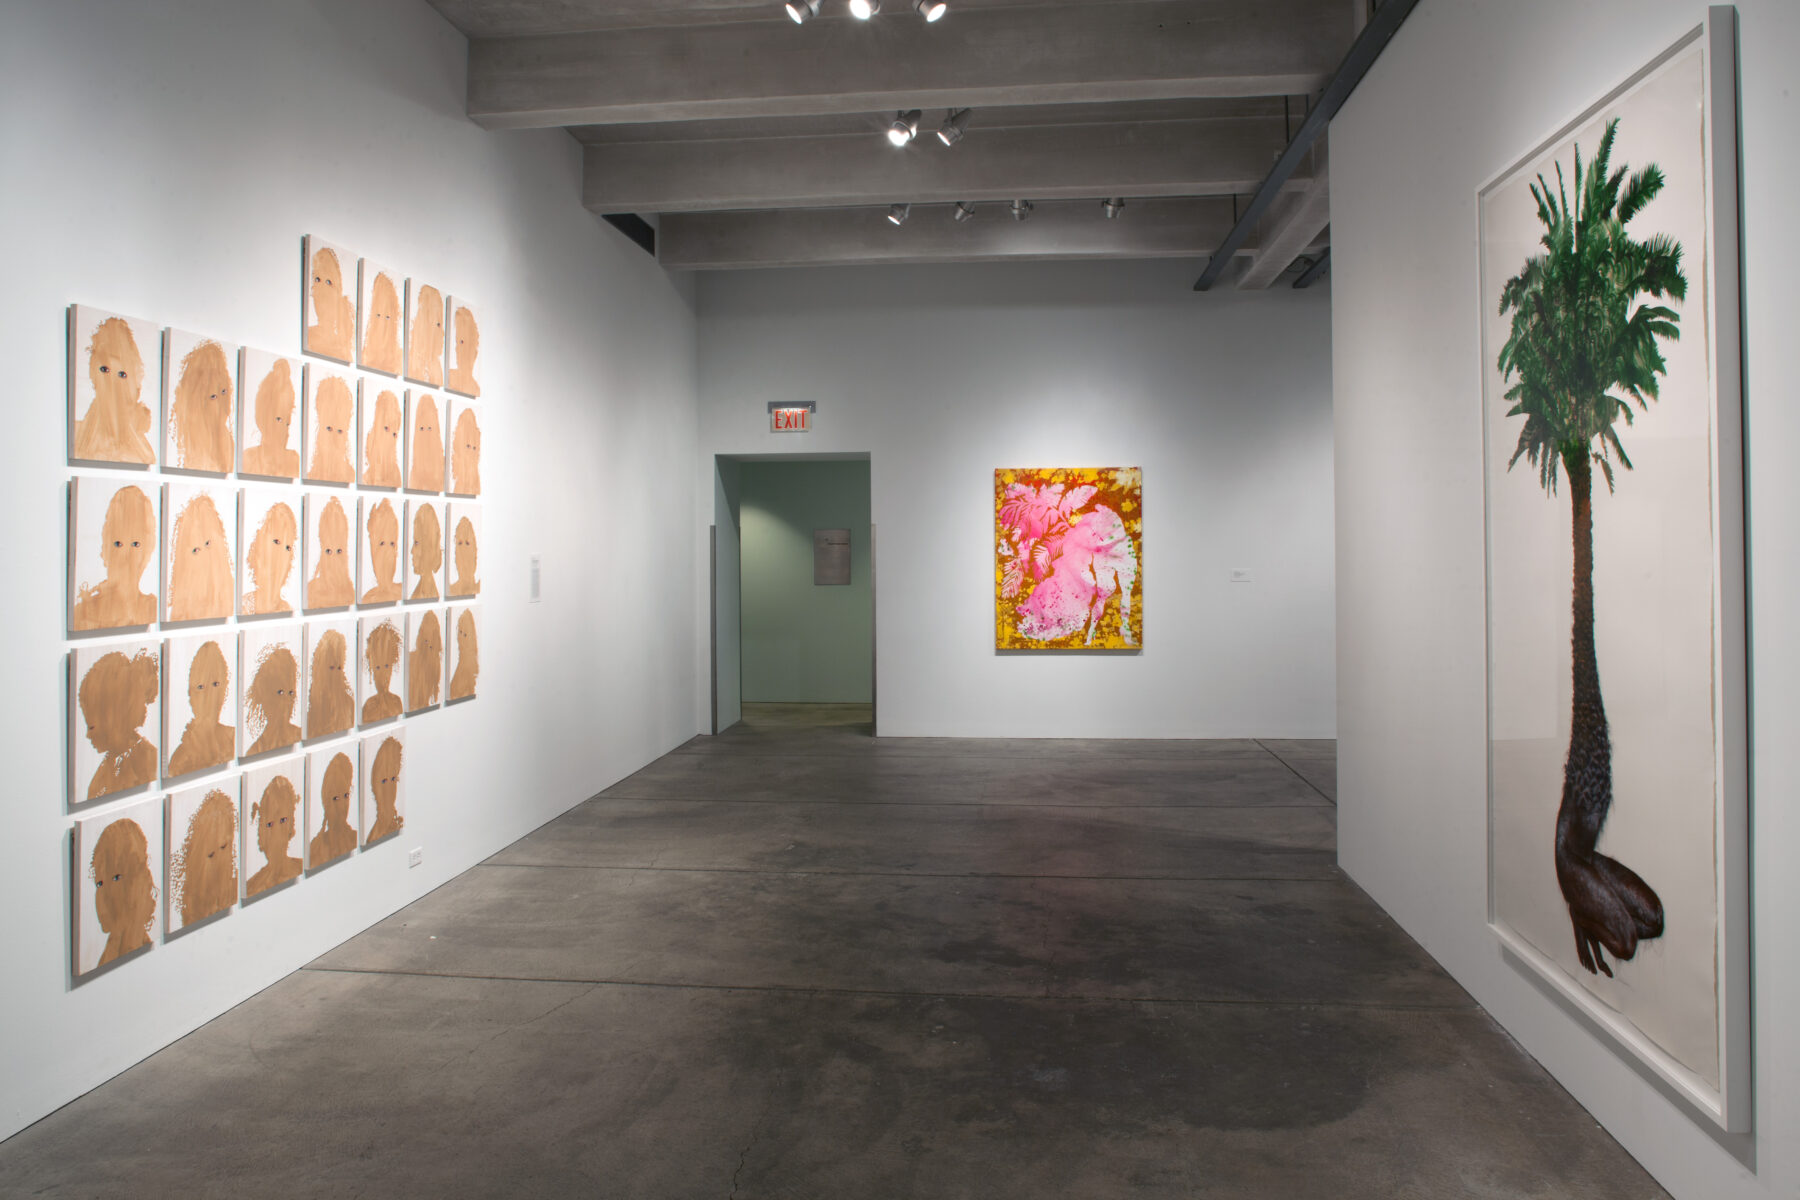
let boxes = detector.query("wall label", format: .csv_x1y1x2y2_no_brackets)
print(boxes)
769,401,815,433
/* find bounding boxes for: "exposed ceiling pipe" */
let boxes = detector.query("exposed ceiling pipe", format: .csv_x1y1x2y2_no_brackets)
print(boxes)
1192,0,1419,291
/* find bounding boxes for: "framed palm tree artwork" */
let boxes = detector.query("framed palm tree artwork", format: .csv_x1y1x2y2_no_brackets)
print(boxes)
1479,8,1746,1132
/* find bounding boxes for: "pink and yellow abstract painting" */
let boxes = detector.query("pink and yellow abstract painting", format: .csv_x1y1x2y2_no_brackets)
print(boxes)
995,467,1142,650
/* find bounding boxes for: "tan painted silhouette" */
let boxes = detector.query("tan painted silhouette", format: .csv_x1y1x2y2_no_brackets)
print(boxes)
243,358,299,478
242,500,298,616
245,646,301,755
172,788,237,928
361,270,402,374
450,609,479,701
408,394,444,492
169,340,234,472
79,649,160,801
408,611,442,711
448,304,481,397
307,375,356,483
73,485,157,630
407,284,444,385
409,503,441,601
362,621,403,723
309,752,357,867
306,246,355,361
362,500,402,604
307,629,354,738
167,491,233,622
74,316,155,465
448,516,480,599
363,389,402,488
245,774,302,898
168,640,234,777
90,818,157,966
451,406,481,496
365,735,405,843
308,498,355,609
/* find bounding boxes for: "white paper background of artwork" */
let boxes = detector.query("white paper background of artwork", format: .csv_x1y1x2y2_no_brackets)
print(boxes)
162,631,236,781
447,396,482,497
69,476,160,633
72,795,164,977
163,778,239,934
161,481,238,624
160,329,238,474
447,604,480,703
70,639,162,807
358,495,404,607
360,727,406,846
356,613,407,728
404,498,443,602
304,617,358,740
304,741,359,870
359,378,404,490
1481,42,1718,1088
404,279,445,387
302,235,358,365
405,608,443,713
302,362,358,485
68,305,162,467
404,389,445,493
237,623,303,759
357,259,404,377
446,502,481,600
238,488,299,618
237,349,301,480
302,492,358,613
445,295,482,399
241,755,305,902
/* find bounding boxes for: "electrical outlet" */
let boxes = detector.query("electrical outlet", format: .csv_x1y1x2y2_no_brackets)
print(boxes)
1230,567,1254,583
407,847,423,869
530,555,541,603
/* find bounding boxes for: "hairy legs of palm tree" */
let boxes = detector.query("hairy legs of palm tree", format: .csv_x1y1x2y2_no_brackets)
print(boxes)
1553,449,1665,977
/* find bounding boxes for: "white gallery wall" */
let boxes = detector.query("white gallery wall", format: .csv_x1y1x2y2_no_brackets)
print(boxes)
0,0,699,1141
697,261,1335,738
1332,2,1796,1197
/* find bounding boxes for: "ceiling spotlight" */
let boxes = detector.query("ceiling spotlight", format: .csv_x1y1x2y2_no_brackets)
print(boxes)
850,0,880,16
887,109,922,146
937,108,972,147
915,0,948,19
1011,199,1034,222
1102,197,1126,219
887,203,912,226
785,0,820,22
953,201,977,222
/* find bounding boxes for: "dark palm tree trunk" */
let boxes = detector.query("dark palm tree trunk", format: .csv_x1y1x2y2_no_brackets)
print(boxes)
1554,450,1664,976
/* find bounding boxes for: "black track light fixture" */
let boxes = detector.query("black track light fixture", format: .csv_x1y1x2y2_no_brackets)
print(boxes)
784,0,820,22
937,108,972,146
915,0,948,20
1102,197,1126,219
887,109,922,146
952,201,977,222
1011,199,1034,222
887,203,912,225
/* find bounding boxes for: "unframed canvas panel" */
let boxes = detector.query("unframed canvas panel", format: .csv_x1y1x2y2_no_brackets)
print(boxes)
238,349,302,480
302,235,358,364
70,640,162,804
161,330,237,474
357,614,406,726
358,259,404,376
239,488,299,617
165,780,239,933
239,624,304,758
162,482,238,623
359,496,404,606
447,397,482,497
994,467,1143,650
303,363,358,485
360,380,404,489
406,608,443,713
405,390,445,493
446,503,481,599
305,743,359,870
242,755,305,900
304,618,358,740
447,604,479,703
404,279,445,387
405,499,443,602
69,476,159,633
303,493,357,612
73,796,163,977
445,295,481,398
361,728,406,846
163,632,237,780
69,304,160,467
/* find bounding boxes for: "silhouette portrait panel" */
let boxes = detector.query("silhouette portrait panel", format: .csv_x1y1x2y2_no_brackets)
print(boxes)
239,625,304,758
306,745,359,870
70,641,161,804
243,756,305,900
358,261,404,376
361,729,406,847
305,619,357,740
405,390,444,493
69,305,160,467
163,634,236,780
359,498,403,607
446,504,481,600
357,615,406,727
303,365,358,485
302,235,358,364
448,399,482,498
162,330,237,474
163,483,238,624
361,384,403,490
405,500,442,602
448,605,480,703
445,296,481,398
404,279,444,387
70,476,159,633
239,349,302,480
304,493,358,611
406,608,443,713
73,797,163,977
166,781,239,933
240,490,299,617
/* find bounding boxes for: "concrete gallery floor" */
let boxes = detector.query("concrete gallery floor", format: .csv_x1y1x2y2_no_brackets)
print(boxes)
3,705,1667,1198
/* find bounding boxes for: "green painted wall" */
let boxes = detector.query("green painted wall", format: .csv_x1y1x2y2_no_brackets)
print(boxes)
738,460,872,703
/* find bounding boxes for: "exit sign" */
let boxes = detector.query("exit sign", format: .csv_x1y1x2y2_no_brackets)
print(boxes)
769,401,815,433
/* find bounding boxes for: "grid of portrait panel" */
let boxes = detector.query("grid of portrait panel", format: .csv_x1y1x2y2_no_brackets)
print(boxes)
65,235,484,978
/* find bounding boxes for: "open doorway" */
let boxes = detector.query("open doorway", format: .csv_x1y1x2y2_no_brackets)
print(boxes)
712,454,874,736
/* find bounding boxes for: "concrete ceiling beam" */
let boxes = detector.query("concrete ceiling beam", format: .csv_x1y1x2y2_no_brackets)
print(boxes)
582,117,1298,213
468,0,1352,129
1237,166,1330,289
657,198,1252,270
